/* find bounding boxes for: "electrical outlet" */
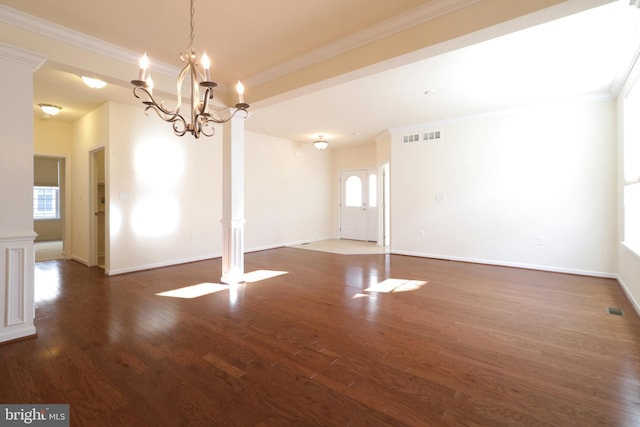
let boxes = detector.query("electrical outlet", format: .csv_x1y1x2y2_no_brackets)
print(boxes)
419,230,425,238
536,236,544,245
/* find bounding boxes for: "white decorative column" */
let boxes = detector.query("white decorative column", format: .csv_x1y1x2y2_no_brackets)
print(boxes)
220,111,247,284
0,43,45,343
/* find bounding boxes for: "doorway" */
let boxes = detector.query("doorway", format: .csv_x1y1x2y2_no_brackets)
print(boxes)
381,163,390,247
340,168,379,242
33,155,67,261
89,148,106,269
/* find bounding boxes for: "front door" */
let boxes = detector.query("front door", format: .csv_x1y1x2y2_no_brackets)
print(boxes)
340,169,377,241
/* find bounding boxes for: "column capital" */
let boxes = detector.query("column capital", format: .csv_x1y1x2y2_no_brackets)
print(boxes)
0,42,46,70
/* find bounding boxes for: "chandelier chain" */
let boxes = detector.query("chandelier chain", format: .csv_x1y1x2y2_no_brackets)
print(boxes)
189,0,196,53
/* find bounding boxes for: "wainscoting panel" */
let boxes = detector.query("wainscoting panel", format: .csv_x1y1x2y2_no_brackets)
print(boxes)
5,247,25,326
0,232,36,343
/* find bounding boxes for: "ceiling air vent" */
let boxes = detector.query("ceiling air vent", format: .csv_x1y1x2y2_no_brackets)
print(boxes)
402,133,421,144
423,130,441,141
402,130,442,144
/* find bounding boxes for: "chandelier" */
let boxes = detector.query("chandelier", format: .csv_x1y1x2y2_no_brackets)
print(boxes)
131,0,249,138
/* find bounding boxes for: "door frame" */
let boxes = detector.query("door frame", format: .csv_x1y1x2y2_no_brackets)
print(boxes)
61,155,71,258
380,162,390,247
89,147,106,268
339,167,388,244
33,154,70,258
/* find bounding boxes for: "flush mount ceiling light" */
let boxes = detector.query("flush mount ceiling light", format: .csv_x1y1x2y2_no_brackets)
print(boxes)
313,136,329,150
38,104,62,116
131,0,249,139
81,76,107,89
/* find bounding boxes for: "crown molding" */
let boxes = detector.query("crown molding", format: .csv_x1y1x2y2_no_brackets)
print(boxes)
0,0,477,87
389,91,614,135
0,42,45,69
0,4,178,77
246,0,480,87
610,14,640,97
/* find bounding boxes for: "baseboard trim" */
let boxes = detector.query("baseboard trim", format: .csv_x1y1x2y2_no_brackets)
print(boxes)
107,239,340,275
247,237,338,253
390,250,617,278
70,255,89,266
0,326,37,345
107,253,222,276
616,274,640,318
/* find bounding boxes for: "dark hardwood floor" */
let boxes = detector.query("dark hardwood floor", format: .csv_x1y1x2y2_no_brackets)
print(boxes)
2,248,640,426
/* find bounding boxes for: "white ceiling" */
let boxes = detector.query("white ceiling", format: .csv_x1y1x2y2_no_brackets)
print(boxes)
246,1,640,146
7,0,640,147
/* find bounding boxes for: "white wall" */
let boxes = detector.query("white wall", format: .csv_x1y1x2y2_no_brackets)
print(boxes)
106,102,222,274
71,103,109,265
244,132,333,249
34,119,73,154
69,103,334,275
391,97,617,276
617,56,640,314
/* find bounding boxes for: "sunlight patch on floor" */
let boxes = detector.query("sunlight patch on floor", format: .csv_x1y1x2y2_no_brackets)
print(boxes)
157,283,229,299
352,279,427,299
156,270,288,299
243,270,288,283
35,267,62,302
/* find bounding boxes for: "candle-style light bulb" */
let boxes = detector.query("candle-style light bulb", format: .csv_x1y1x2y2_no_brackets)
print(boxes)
236,81,245,104
146,75,154,95
139,53,149,81
201,52,211,81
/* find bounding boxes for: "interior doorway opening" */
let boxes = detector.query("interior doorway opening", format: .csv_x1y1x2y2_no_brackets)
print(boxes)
89,148,106,269
33,155,68,262
381,163,390,247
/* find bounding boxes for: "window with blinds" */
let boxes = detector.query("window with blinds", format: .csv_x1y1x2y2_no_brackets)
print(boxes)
33,187,60,219
33,157,60,220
